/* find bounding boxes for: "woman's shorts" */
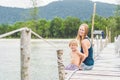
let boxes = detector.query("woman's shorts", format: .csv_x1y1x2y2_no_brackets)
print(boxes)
80,63,93,70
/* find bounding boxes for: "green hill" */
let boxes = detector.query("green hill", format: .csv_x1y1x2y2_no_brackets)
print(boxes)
0,0,116,24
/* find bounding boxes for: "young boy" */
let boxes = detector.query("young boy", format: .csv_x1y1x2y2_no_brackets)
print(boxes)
65,39,83,70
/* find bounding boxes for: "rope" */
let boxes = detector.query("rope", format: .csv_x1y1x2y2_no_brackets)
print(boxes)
94,52,100,61
65,69,79,80
31,30,59,50
0,28,26,38
0,27,59,50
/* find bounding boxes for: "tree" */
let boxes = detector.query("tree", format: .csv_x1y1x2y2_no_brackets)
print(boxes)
37,19,50,38
114,4,120,39
0,24,9,34
49,17,63,38
63,16,81,38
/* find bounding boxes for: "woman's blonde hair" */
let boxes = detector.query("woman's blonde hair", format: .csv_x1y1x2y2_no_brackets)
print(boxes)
76,23,89,45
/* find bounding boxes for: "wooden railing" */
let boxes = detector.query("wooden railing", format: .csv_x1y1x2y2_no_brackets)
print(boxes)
93,35,108,60
115,35,120,55
0,27,65,80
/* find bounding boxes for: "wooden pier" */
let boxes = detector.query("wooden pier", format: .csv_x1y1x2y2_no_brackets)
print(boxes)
65,43,120,80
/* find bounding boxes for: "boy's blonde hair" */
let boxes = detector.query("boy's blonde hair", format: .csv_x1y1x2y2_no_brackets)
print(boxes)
69,39,78,47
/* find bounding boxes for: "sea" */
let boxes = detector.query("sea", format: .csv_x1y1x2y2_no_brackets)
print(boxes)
0,39,71,80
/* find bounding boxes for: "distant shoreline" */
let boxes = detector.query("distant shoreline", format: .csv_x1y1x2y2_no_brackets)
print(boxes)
0,38,73,42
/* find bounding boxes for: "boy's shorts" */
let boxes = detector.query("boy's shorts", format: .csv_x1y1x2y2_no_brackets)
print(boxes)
65,64,79,70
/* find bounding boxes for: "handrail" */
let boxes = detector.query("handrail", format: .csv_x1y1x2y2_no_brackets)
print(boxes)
0,27,59,49
31,30,58,49
0,28,26,38
115,35,120,54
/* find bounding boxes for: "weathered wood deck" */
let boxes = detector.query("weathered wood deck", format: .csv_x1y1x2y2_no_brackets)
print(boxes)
65,43,120,80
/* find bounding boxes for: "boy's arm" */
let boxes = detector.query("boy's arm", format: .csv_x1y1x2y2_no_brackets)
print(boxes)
76,50,86,63
76,49,83,56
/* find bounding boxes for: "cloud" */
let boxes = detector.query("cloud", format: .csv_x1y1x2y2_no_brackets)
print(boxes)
0,0,118,8
91,0,119,5
0,0,59,8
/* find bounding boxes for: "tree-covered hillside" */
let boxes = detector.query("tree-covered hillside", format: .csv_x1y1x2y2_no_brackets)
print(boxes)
0,0,116,24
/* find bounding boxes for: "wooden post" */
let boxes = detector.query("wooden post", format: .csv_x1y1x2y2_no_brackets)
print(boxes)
57,50,65,80
109,30,111,43
100,36,103,50
91,3,96,45
20,28,31,80
105,27,108,46
118,35,120,55
96,35,99,54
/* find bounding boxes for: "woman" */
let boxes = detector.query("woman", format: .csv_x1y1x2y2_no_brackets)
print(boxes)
76,23,94,70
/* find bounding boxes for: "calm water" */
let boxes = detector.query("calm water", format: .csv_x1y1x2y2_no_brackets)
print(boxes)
0,39,71,80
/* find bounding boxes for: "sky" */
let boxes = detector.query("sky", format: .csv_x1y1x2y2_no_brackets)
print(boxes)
91,0,119,5
0,0,119,8
0,0,59,8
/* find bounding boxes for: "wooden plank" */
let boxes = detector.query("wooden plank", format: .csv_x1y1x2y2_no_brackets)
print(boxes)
65,70,120,80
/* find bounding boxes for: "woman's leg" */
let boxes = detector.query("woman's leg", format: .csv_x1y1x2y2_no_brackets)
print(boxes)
80,63,93,70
